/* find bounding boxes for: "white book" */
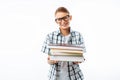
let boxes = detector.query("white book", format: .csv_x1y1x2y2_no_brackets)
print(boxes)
48,44,84,51
50,56,85,62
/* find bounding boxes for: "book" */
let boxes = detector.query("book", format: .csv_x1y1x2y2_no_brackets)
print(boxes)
50,55,85,62
48,44,84,51
50,52,83,56
50,49,83,54
48,44,85,62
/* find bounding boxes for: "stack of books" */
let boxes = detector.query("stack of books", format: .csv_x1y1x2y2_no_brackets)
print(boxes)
48,44,85,62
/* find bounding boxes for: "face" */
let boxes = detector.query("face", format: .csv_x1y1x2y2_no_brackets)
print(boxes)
55,12,72,30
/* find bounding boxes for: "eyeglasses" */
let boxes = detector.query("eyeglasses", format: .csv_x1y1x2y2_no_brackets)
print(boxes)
55,15,70,22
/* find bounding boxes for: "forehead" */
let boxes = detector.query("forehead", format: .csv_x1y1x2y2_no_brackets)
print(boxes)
55,12,69,18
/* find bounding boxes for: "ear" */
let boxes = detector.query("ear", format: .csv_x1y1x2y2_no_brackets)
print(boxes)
69,15,72,21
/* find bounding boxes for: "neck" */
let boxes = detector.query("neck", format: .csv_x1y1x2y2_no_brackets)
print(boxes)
60,27,70,36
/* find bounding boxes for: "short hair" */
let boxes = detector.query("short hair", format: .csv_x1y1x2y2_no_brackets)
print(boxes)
55,7,70,15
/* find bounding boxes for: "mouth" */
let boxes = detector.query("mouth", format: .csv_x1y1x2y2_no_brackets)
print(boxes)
61,24,67,27
60,22,68,27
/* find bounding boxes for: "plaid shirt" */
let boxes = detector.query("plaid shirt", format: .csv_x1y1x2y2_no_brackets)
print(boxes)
41,28,86,80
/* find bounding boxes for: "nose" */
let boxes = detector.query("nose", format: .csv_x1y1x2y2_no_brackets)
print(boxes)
60,20,66,24
61,19,66,23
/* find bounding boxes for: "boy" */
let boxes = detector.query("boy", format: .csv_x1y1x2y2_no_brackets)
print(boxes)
41,7,86,80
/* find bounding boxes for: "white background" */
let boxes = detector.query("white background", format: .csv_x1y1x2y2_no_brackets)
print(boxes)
0,0,120,80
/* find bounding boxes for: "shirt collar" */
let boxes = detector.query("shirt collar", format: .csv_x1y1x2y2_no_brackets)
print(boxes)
55,27,74,37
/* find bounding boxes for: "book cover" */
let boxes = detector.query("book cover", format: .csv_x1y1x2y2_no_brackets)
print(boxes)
48,44,84,51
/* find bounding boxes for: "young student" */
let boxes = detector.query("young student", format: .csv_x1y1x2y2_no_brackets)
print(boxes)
41,6,86,80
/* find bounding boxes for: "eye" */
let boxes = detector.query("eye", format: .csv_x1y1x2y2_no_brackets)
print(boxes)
55,15,70,22
58,18,62,21
63,15,69,20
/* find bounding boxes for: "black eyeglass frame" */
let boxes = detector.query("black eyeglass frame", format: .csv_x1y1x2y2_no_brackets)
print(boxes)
55,15,70,22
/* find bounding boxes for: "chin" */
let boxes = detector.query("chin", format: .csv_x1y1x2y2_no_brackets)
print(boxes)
61,26,69,30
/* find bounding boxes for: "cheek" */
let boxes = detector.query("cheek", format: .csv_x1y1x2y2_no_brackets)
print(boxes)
64,21,70,25
56,23,61,26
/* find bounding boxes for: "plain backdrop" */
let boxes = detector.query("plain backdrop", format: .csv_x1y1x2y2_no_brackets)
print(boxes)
0,0,120,80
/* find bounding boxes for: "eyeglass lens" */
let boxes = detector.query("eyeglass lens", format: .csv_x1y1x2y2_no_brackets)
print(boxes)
55,15,69,22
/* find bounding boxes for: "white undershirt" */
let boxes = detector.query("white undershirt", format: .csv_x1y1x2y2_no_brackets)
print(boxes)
57,34,71,80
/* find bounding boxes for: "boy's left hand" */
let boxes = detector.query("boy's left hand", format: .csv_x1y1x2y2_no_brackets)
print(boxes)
73,62,82,64
73,58,85,64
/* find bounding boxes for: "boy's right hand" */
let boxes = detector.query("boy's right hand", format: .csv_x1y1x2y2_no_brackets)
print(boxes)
47,56,58,64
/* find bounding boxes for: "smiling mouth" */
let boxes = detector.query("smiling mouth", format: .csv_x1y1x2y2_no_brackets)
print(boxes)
61,22,68,27
61,24,66,27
